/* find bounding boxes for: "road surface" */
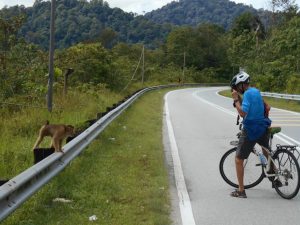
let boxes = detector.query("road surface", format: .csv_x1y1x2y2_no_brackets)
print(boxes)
163,87,300,225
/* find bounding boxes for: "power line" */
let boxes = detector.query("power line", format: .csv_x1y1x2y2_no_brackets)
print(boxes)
142,45,145,87
122,46,144,92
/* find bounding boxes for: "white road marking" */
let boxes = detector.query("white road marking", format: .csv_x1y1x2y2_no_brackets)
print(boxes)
193,91,236,116
272,124,300,127
271,107,300,116
277,133,300,146
165,92,196,225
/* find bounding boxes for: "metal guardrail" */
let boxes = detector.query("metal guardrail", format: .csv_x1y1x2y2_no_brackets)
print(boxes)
0,86,152,221
0,83,226,222
261,92,300,101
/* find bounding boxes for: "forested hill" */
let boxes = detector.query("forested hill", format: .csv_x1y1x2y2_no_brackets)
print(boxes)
0,0,172,49
0,0,267,49
145,0,267,30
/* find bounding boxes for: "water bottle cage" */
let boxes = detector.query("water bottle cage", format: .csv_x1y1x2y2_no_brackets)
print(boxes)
258,153,268,166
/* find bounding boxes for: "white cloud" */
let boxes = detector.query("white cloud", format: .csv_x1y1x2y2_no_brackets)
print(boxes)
106,0,174,14
0,0,175,13
232,0,300,10
0,0,34,8
1,0,300,12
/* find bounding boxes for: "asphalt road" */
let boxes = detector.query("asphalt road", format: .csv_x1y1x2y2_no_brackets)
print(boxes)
163,87,300,225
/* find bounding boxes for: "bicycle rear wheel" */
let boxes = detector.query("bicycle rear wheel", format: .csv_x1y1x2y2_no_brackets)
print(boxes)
219,147,264,189
272,148,300,199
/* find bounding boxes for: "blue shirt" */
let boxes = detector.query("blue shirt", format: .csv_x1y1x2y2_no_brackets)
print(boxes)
242,87,271,141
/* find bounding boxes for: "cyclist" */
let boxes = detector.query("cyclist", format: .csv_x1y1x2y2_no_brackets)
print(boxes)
230,71,272,198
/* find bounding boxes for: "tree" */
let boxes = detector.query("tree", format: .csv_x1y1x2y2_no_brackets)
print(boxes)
57,43,128,90
99,27,118,49
270,0,298,24
166,24,230,81
0,13,26,78
231,12,265,40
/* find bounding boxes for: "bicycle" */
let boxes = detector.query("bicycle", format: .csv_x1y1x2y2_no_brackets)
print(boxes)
219,118,300,199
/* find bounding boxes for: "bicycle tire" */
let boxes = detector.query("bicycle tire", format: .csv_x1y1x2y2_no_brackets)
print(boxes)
272,148,300,199
219,147,265,189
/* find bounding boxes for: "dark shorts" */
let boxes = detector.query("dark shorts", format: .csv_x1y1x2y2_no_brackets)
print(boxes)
236,129,270,159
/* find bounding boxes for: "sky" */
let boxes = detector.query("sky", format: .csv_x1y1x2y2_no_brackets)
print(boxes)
1,0,300,14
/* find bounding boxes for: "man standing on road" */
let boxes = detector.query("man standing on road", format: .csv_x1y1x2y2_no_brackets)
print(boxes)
230,71,271,198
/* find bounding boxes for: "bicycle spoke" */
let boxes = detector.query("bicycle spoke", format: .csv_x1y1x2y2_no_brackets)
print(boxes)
273,149,300,199
220,148,264,189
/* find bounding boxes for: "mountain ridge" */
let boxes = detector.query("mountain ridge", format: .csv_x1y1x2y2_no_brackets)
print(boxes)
145,0,268,30
0,0,268,49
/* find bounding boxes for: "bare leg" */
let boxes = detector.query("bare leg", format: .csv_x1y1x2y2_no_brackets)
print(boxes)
262,147,268,159
235,156,244,192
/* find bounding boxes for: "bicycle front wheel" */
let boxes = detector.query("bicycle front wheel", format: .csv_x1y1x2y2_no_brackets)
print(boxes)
272,148,300,199
219,147,264,189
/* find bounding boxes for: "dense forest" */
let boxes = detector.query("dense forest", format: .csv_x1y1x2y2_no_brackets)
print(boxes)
1,0,172,49
0,0,266,50
0,0,300,108
145,0,269,30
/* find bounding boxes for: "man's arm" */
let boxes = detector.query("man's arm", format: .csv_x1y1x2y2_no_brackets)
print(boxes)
232,90,247,118
233,100,247,118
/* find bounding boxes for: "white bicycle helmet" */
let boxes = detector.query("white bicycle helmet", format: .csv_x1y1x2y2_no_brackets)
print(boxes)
230,71,250,89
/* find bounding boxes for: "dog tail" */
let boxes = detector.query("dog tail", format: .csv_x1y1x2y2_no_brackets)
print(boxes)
45,120,49,125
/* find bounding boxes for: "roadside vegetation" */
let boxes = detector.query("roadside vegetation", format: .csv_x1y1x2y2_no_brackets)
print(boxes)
0,87,122,178
2,89,172,225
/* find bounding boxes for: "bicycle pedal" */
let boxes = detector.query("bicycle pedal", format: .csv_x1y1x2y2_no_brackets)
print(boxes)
255,163,266,167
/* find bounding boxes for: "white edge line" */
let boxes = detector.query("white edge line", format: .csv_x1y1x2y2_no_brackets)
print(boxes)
165,92,196,225
193,91,236,117
277,133,300,147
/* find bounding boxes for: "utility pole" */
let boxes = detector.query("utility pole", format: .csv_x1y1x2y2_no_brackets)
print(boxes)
296,13,299,73
182,51,186,84
47,0,56,112
142,45,145,86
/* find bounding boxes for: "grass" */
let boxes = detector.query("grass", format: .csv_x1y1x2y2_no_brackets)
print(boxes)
219,89,300,113
1,89,171,225
0,87,122,178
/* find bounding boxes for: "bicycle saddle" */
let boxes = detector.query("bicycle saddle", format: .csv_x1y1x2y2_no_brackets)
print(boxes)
269,127,281,135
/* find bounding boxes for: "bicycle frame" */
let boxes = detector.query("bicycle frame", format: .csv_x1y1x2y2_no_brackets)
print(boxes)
241,130,298,182
252,145,277,179
221,115,300,198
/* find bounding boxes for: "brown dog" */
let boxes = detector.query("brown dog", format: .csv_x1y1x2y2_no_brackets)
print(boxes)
33,121,75,152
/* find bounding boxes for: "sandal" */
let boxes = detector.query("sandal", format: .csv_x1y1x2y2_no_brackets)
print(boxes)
230,189,247,198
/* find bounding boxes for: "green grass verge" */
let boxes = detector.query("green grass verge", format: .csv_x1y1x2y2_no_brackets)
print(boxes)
0,88,121,178
2,89,171,225
219,89,300,113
